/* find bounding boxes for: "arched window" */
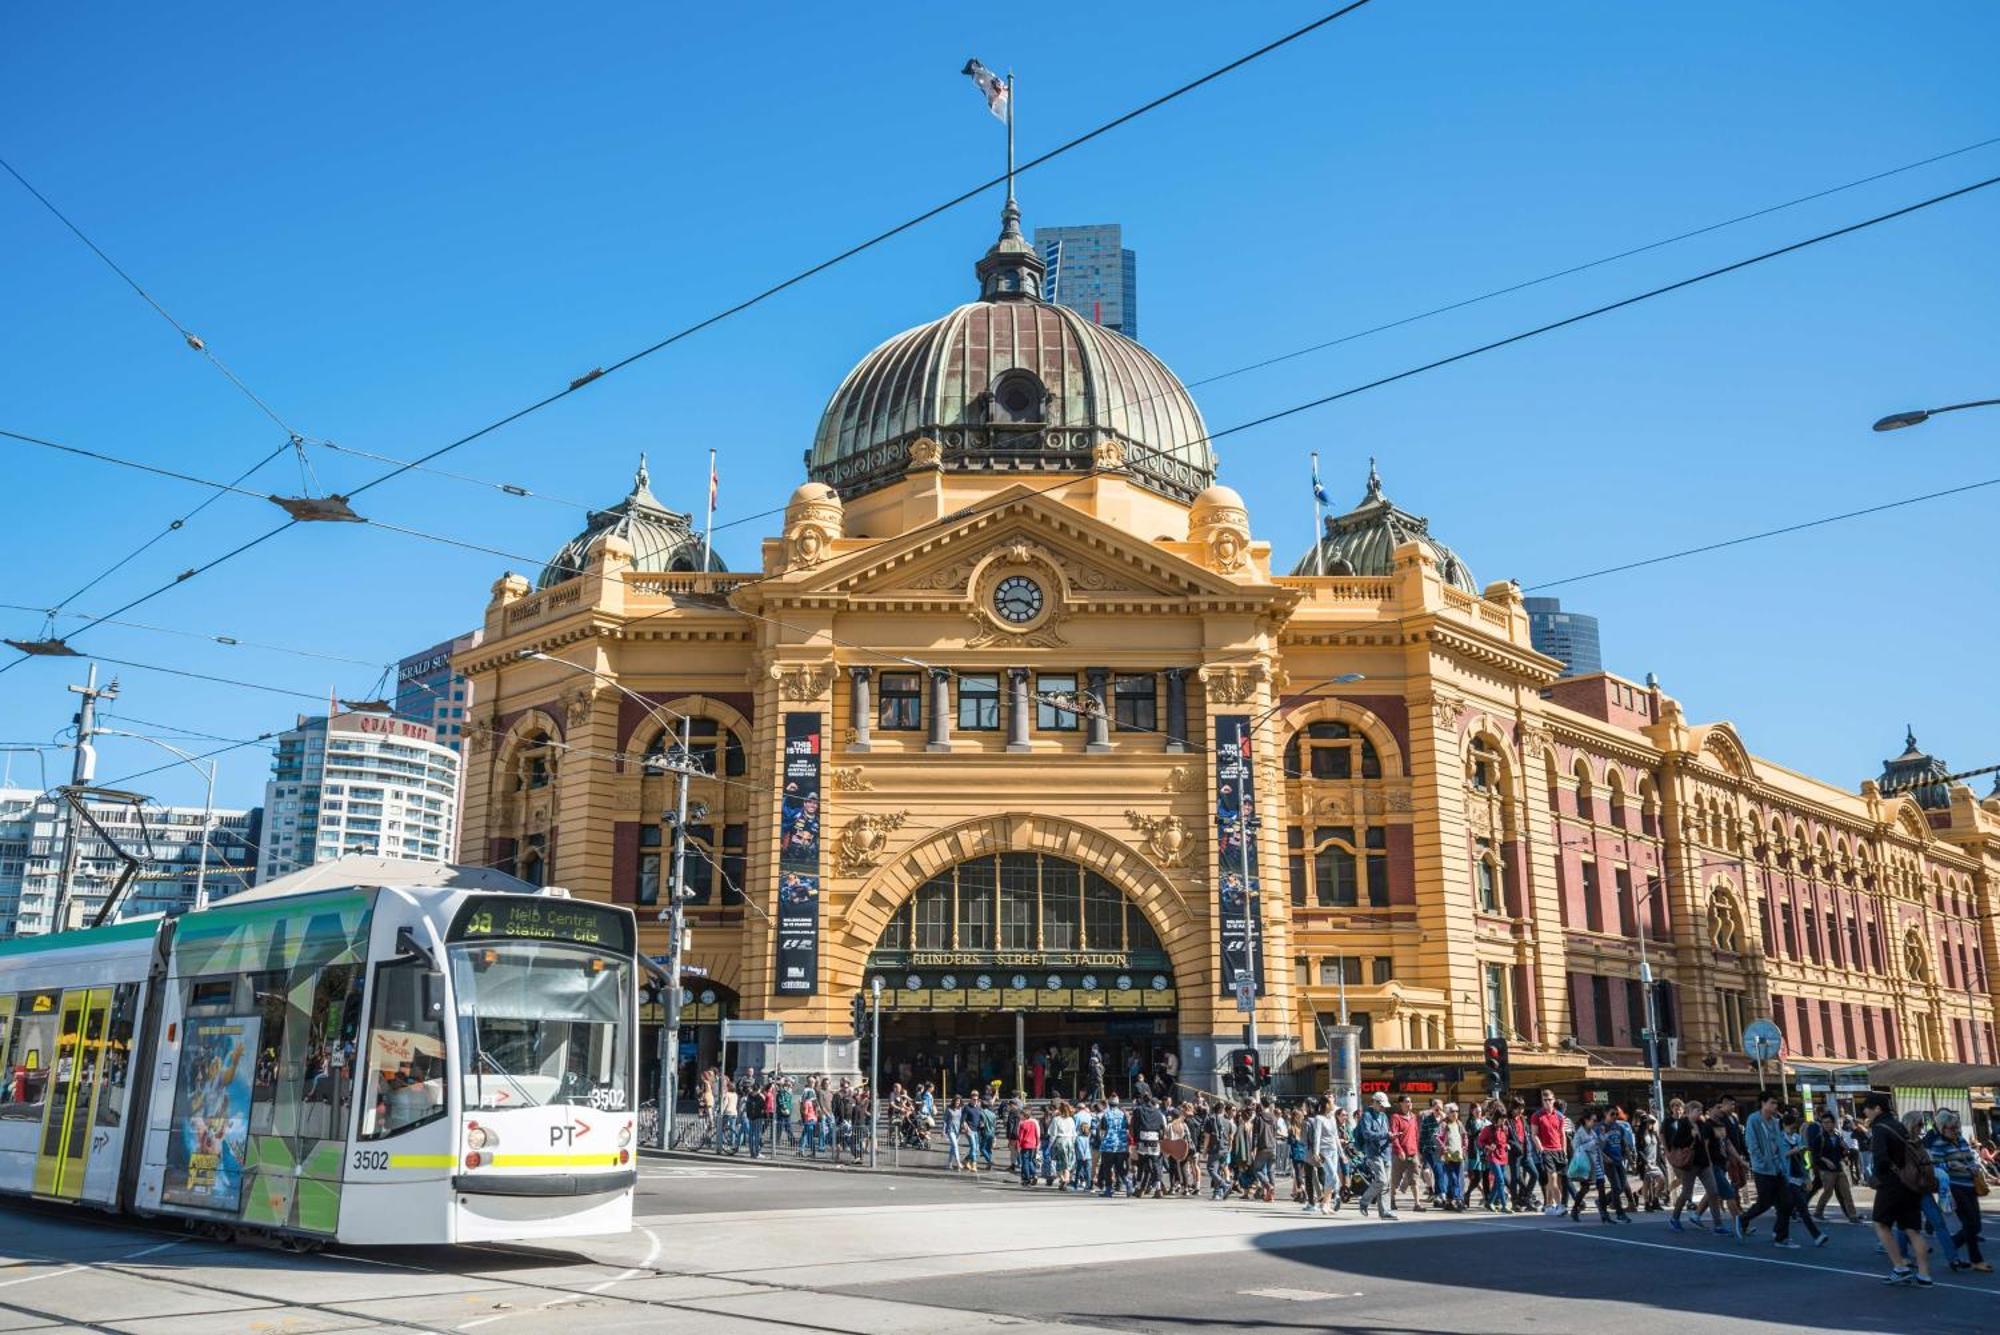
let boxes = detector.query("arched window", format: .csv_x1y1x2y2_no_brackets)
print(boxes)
1606,772,1627,830
1574,761,1596,823
873,853,1164,960
518,833,547,887
512,729,555,791
1283,720,1382,780
1904,931,1929,983
1289,825,1389,908
1637,776,1659,837
643,717,746,778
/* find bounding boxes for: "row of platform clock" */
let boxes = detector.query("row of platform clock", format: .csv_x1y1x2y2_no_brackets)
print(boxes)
870,972,1173,993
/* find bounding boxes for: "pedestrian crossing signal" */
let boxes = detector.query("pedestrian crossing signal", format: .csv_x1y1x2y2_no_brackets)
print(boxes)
851,993,868,1039
1482,1035,1509,1093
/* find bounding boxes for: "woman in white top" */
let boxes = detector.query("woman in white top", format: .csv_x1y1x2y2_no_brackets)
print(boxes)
1049,1102,1079,1187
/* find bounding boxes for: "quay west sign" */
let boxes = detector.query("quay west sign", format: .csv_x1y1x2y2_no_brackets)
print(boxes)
908,951,1132,969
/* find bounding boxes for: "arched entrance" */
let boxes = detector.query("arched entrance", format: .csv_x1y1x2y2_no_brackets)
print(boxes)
641,978,739,1109
865,851,1179,1101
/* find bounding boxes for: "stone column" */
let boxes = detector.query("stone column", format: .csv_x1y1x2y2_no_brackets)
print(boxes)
1164,669,1188,753
848,667,872,752
1007,668,1032,753
1085,668,1112,754
927,668,953,752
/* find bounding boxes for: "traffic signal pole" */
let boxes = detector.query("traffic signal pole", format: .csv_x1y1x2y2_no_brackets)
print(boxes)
659,715,693,1149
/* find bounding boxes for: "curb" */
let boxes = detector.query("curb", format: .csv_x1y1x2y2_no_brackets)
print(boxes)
637,1146,991,1183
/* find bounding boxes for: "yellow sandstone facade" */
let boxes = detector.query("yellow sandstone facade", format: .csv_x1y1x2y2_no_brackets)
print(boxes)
454,206,1999,1105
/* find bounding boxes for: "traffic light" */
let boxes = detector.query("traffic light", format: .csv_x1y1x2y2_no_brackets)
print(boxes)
1227,1047,1258,1094
851,993,868,1039
1257,1063,1272,1090
1482,1035,1510,1094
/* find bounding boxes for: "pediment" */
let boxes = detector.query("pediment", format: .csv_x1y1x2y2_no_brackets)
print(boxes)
765,490,1279,606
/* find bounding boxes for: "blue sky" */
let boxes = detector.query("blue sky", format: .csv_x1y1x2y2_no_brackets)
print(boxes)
3,2,1997,810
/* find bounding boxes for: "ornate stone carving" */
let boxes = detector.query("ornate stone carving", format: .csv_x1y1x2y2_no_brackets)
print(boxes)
911,557,979,591
1428,690,1468,733
907,436,943,468
1189,490,1252,575
1161,765,1202,794
1092,439,1126,470
771,664,836,702
562,686,598,729
781,482,844,570
1384,784,1414,813
1125,810,1194,868
1467,800,1495,837
467,718,493,756
1316,794,1351,819
836,811,909,876
1517,719,1554,757
966,610,1068,649
1199,663,1269,706
831,765,873,792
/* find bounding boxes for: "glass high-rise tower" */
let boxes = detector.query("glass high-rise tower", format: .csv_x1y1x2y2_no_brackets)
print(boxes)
1524,597,1603,677
1033,223,1138,339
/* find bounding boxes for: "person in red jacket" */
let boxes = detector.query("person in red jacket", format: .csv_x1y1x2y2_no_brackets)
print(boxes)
1477,1100,1513,1213
1388,1095,1424,1212
1016,1104,1042,1186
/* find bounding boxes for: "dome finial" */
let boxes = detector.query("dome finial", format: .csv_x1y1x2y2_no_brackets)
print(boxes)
1905,724,1919,753
634,452,651,494
976,196,1044,301
1364,457,1383,503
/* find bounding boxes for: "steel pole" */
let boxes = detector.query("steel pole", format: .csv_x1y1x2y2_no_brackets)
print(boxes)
1636,885,1665,1120
660,716,692,1149
869,976,882,1169
191,758,216,912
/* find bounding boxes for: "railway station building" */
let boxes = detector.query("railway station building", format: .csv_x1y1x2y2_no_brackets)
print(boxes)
454,201,2000,1108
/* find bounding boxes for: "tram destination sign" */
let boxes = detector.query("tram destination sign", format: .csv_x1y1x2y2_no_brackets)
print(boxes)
449,897,634,955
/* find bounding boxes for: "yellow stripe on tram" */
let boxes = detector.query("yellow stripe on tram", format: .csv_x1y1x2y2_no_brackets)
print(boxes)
486,1153,623,1168
386,1154,456,1169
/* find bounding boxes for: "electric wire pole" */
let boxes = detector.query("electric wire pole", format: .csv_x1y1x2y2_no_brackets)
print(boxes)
52,664,116,933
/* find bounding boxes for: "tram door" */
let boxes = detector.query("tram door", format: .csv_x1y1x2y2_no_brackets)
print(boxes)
33,988,111,1200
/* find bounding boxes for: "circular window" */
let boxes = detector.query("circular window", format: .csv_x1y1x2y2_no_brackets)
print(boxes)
992,370,1045,422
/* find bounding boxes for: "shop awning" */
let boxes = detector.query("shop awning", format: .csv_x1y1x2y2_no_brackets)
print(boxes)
1861,1059,2000,1089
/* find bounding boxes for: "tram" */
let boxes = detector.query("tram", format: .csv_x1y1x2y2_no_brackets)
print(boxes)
0,858,638,1246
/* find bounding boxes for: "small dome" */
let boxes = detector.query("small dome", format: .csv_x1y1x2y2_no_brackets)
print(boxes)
1191,483,1245,514
1292,460,1477,592
1879,727,1952,810
538,455,725,589
809,203,1213,504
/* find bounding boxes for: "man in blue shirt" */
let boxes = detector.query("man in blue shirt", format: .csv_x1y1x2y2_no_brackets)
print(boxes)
1738,1092,1796,1243
1097,1094,1132,1197
1354,1091,1397,1220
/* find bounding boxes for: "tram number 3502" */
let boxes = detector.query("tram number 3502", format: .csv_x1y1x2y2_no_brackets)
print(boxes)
350,1150,391,1172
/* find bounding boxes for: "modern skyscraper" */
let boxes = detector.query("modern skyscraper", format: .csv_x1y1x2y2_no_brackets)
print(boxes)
0,787,260,936
1523,596,1603,677
394,629,483,752
1033,223,1137,339
256,711,460,883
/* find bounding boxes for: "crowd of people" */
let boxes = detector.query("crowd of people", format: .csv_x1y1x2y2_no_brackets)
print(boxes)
682,1067,1998,1287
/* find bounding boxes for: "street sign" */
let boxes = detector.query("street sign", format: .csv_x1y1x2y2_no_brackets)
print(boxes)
1235,978,1257,1013
1742,1018,1782,1064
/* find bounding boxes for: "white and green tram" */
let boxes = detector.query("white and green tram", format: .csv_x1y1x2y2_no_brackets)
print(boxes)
0,859,638,1246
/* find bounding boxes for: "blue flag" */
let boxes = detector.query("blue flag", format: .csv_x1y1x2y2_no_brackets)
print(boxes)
1311,454,1328,506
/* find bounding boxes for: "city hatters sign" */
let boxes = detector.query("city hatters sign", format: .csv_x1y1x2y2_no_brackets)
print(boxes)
774,713,822,995
1213,715,1267,996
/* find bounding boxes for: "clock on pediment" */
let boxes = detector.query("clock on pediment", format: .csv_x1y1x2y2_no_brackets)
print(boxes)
993,575,1043,624
965,542,1067,646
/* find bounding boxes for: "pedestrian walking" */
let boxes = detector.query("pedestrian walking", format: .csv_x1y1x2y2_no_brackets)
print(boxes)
1926,1109,1989,1272
1861,1092,1935,1287
1808,1110,1860,1223
1355,1091,1396,1220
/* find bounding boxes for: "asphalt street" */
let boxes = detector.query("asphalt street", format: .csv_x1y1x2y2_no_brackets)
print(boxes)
0,1158,1992,1334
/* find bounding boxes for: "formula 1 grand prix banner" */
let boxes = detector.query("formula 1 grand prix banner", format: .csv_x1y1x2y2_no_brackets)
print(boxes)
1213,715,1267,997
774,713,823,996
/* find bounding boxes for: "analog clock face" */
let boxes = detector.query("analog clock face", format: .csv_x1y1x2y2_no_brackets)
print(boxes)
992,575,1044,624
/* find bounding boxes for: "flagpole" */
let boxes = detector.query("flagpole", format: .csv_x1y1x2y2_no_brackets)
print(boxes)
1005,72,1015,203
701,447,717,572
1310,451,1326,576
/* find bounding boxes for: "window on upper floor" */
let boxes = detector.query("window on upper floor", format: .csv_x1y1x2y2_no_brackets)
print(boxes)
1283,721,1382,780
879,673,923,730
1474,839,1501,914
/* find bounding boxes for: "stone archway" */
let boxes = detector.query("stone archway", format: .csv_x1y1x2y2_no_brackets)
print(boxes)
837,812,1202,993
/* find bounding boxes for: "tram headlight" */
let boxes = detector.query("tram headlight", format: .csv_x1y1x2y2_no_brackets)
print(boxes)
466,1124,496,1150
618,1125,632,1148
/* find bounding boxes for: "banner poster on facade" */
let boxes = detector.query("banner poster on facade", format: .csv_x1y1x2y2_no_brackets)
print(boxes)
775,712,823,995
1212,714,1266,996
162,1014,260,1211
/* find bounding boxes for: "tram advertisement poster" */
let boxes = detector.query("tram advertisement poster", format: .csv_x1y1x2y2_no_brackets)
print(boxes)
1212,715,1266,996
775,712,822,996
162,1014,260,1211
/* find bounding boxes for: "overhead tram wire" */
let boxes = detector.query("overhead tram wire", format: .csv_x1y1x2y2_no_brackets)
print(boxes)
278,132,2000,528
0,600,388,670
0,4,1383,659
14,168,2000,701
616,168,2000,622
0,157,324,620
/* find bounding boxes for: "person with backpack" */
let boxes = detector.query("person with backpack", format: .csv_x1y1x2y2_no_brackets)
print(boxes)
1130,1090,1168,1197
1861,1091,1935,1286
743,1078,771,1159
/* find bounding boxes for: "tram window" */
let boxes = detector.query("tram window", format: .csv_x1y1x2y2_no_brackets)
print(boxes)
299,965,359,1142
359,958,448,1140
2,999,59,1120
93,984,140,1127
188,979,235,1010
248,970,288,1134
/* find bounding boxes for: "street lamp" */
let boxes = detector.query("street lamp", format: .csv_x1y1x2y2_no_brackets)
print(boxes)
1871,397,2000,432
96,729,218,912
517,649,706,1148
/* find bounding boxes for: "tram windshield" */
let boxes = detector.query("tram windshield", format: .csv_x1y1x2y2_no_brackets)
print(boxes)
450,942,632,1112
